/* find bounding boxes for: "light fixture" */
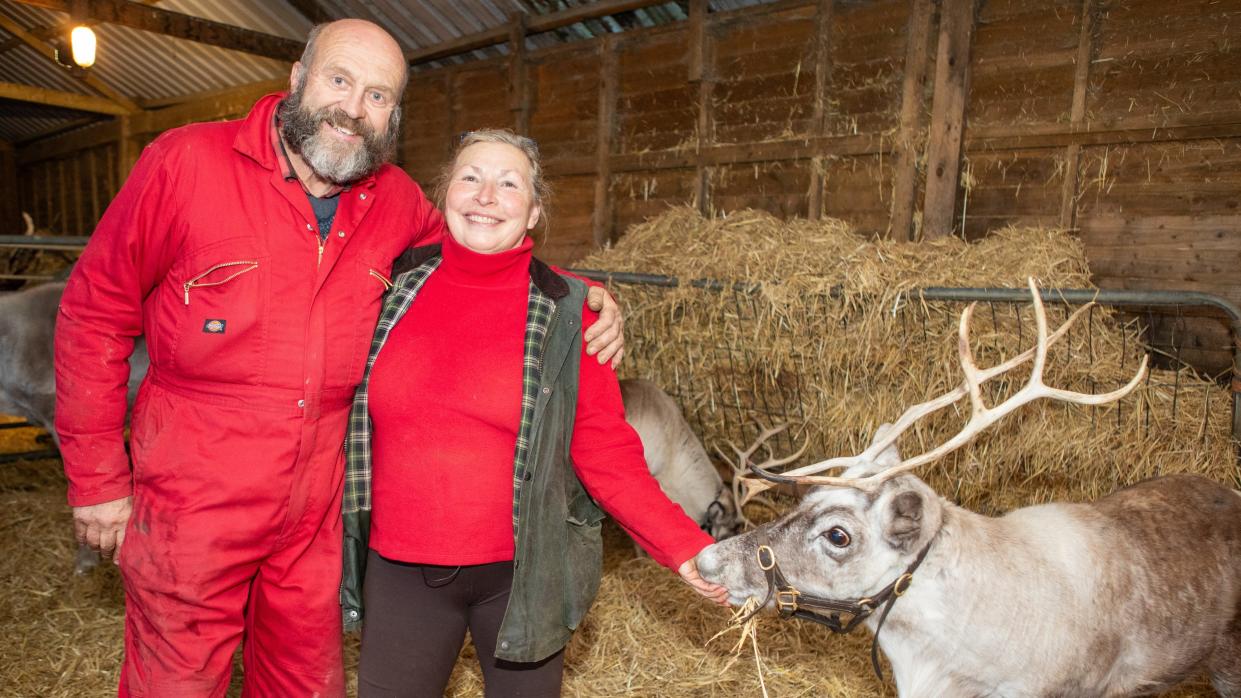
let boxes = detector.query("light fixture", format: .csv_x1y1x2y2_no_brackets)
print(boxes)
70,25,96,69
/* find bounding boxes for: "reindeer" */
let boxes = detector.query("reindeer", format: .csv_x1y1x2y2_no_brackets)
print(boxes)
696,279,1241,697
0,281,149,574
621,378,743,540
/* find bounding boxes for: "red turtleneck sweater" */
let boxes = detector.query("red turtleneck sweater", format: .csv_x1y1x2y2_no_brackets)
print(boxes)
367,234,712,570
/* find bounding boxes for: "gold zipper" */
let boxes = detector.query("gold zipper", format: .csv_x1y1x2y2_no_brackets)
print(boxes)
183,261,259,305
318,239,325,268
369,269,393,290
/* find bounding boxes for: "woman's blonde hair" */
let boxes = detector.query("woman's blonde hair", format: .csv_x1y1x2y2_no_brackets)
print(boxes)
433,128,551,233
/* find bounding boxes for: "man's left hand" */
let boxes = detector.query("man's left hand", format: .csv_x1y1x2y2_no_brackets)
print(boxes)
585,286,624,368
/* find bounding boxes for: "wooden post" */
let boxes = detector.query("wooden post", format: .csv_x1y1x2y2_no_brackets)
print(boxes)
57,159,67,233
87,148,100,225
72,155,83,235
921,0,978,240
0,141,18,235
43,162,52,229
689,0,713,216
890,0,936,241
117,114,132,184
1059,0,1096,230
807,0,834,220
593,36,619,248
508,13,530,135
104,144,117,200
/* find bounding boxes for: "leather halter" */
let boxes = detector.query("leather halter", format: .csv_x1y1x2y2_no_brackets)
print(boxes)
739,540,932,681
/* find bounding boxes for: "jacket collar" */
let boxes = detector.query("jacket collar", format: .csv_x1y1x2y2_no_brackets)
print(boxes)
233,91,378,190
400,243,569,300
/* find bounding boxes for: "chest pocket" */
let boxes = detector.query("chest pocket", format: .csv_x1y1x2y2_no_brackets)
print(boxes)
170,242,271,385
324,254,393,390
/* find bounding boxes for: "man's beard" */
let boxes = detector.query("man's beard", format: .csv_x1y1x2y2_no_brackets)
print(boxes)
277,89,399,185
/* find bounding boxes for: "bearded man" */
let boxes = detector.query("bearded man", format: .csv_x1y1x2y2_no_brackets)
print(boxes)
55,19,622,698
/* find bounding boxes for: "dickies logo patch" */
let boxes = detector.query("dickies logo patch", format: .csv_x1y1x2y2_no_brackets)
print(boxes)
203,319,227,334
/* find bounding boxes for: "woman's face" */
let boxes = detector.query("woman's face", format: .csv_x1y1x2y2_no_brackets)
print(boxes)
444,142,541,255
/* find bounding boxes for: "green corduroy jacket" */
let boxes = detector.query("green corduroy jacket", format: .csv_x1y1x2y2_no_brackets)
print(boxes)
340,243,605,663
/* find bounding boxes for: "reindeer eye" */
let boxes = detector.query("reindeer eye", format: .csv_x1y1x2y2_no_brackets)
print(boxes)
825,527,851,547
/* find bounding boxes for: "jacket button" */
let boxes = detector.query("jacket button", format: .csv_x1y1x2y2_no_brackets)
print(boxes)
523,471,532,481
348,610,358,619
360,193,367,200
297,399,305,408
541,387,551,395
500,640,510,650
338,230,345,238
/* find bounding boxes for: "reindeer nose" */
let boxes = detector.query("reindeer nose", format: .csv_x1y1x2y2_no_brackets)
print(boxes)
695,545,722,581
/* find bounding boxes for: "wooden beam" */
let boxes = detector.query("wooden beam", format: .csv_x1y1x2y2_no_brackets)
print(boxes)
889,0,935,241
689,0,712,215
921,0,978,240
14,115,99,145
1058,0,1096,230
16,119,119,164
508,13,530,135
136,78,286,110
406,0,667,65
807,0,833,220
592,36,619,247
0,80,131,115
134,80,285,135
285,0,333,25
0,12,139,112
13,0,303,62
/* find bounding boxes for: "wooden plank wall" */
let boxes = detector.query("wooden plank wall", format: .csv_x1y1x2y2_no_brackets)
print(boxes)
10,0,1240,372
397,0,1240,374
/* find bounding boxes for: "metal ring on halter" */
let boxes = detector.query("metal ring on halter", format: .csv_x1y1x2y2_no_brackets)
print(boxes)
757,545,776,570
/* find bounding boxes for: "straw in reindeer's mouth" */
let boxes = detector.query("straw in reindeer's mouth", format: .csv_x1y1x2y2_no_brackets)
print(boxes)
707,597,770,698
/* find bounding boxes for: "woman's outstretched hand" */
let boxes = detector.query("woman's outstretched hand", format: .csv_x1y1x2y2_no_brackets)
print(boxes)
678,558,730,606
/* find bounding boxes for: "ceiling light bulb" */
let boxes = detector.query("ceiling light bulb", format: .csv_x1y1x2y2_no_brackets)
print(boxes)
70,26,96,68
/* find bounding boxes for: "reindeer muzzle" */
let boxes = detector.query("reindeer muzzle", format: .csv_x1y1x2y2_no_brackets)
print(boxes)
745,542,931,682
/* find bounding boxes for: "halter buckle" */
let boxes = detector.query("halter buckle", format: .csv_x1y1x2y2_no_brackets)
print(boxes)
774,588,801,614
893,572,914,597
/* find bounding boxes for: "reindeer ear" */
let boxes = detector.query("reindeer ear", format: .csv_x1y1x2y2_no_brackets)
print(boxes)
870,422,902,468
884,490,924,552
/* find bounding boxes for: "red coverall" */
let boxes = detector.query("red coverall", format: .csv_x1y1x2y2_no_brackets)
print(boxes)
54,93,445,697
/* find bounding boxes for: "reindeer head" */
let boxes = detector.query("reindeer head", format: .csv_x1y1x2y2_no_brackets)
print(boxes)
698,279,1148,609
701,488,744,540
697,429,944,607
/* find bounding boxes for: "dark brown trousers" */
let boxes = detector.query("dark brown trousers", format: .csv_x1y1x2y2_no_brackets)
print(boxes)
357,550,565,697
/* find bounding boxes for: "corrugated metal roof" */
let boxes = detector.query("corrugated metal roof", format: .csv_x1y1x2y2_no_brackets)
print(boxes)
0,0,778,145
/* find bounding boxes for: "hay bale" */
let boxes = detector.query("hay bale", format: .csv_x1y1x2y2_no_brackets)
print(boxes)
580,206,1235,513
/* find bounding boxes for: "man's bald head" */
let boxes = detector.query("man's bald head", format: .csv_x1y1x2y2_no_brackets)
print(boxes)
298,19,408,97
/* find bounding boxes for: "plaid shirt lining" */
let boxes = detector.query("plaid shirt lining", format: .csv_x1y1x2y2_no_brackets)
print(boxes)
343,254,558,539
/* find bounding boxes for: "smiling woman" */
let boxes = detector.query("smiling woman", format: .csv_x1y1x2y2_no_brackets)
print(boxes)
443,136,544,255
340,129,729,697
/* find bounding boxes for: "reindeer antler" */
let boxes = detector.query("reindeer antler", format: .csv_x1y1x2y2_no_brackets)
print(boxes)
715,423,808,526
747,278,1149,493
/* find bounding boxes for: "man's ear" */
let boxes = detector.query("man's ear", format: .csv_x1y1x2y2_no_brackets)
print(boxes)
289,61,303,92
885,489,924,552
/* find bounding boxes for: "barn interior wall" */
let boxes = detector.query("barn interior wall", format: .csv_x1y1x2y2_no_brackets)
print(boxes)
10,0,1240,374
